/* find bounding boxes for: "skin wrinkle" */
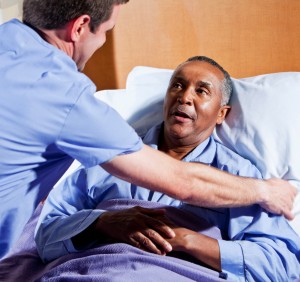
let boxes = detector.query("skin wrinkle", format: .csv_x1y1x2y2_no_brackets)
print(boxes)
161,60,229,158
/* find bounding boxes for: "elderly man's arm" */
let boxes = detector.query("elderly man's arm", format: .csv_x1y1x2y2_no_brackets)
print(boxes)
102,145,296,220
165,213,300,281
166,227,221,271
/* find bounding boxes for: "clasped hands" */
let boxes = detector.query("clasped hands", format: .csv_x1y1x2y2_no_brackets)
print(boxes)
95,206,191,255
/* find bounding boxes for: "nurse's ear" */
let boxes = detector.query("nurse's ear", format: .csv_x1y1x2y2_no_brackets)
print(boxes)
68,15,91,42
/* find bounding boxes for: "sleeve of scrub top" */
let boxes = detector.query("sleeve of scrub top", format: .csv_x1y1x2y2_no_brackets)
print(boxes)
218,162,300,282
56,89,143,168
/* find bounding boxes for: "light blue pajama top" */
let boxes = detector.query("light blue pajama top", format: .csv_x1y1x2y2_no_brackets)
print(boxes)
35,123,300,282
0,19,142,259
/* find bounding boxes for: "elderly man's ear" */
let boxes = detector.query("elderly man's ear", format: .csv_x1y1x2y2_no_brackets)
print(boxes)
216,105,231,124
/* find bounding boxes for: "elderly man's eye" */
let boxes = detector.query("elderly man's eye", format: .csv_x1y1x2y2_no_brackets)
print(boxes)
173,83,182,89
196,88,208,95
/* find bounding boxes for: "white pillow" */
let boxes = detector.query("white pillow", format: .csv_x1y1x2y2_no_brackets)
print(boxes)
0,0,23,24
214,73,300,234
96,66,300,234
95,67,172,137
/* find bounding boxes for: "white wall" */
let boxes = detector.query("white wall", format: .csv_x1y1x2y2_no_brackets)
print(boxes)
0,0,23,24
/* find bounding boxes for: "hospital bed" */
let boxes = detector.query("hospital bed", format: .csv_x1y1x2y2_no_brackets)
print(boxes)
0,0,299,281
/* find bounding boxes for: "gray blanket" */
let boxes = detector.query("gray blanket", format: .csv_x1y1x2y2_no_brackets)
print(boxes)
0,199,231,282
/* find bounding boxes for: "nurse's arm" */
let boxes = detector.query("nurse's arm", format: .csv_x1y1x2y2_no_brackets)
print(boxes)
101,144,296,220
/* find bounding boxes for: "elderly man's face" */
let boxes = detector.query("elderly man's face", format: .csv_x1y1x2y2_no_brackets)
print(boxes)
163,60,229,146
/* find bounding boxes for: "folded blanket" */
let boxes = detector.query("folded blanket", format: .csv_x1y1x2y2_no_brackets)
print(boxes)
0,199,230,282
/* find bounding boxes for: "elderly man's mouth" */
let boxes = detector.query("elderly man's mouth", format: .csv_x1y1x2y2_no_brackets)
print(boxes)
172,110,194,122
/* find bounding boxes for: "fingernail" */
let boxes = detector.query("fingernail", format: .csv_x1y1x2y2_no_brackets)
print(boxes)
166,243,172,252
169,229,176,237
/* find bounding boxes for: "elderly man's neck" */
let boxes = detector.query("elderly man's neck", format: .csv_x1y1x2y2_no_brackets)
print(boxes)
158,130,201,160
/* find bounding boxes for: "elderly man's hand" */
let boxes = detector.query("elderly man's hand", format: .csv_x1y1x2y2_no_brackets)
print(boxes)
95,206,175,255
259,178,297,220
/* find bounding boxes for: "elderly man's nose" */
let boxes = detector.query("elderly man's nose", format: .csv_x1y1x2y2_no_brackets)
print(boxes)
177,89,193,104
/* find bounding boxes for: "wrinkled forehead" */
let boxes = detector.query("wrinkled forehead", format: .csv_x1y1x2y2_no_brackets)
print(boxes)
173,61,224,76
168,61,225,102
172,61,224,84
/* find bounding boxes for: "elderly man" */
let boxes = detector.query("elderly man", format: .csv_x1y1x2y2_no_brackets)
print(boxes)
35,56,300,281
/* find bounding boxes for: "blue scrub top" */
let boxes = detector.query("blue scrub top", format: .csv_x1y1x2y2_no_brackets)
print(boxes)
0,19,142,258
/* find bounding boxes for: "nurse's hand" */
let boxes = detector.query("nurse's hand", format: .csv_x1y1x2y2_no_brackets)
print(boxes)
259,178,297,220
